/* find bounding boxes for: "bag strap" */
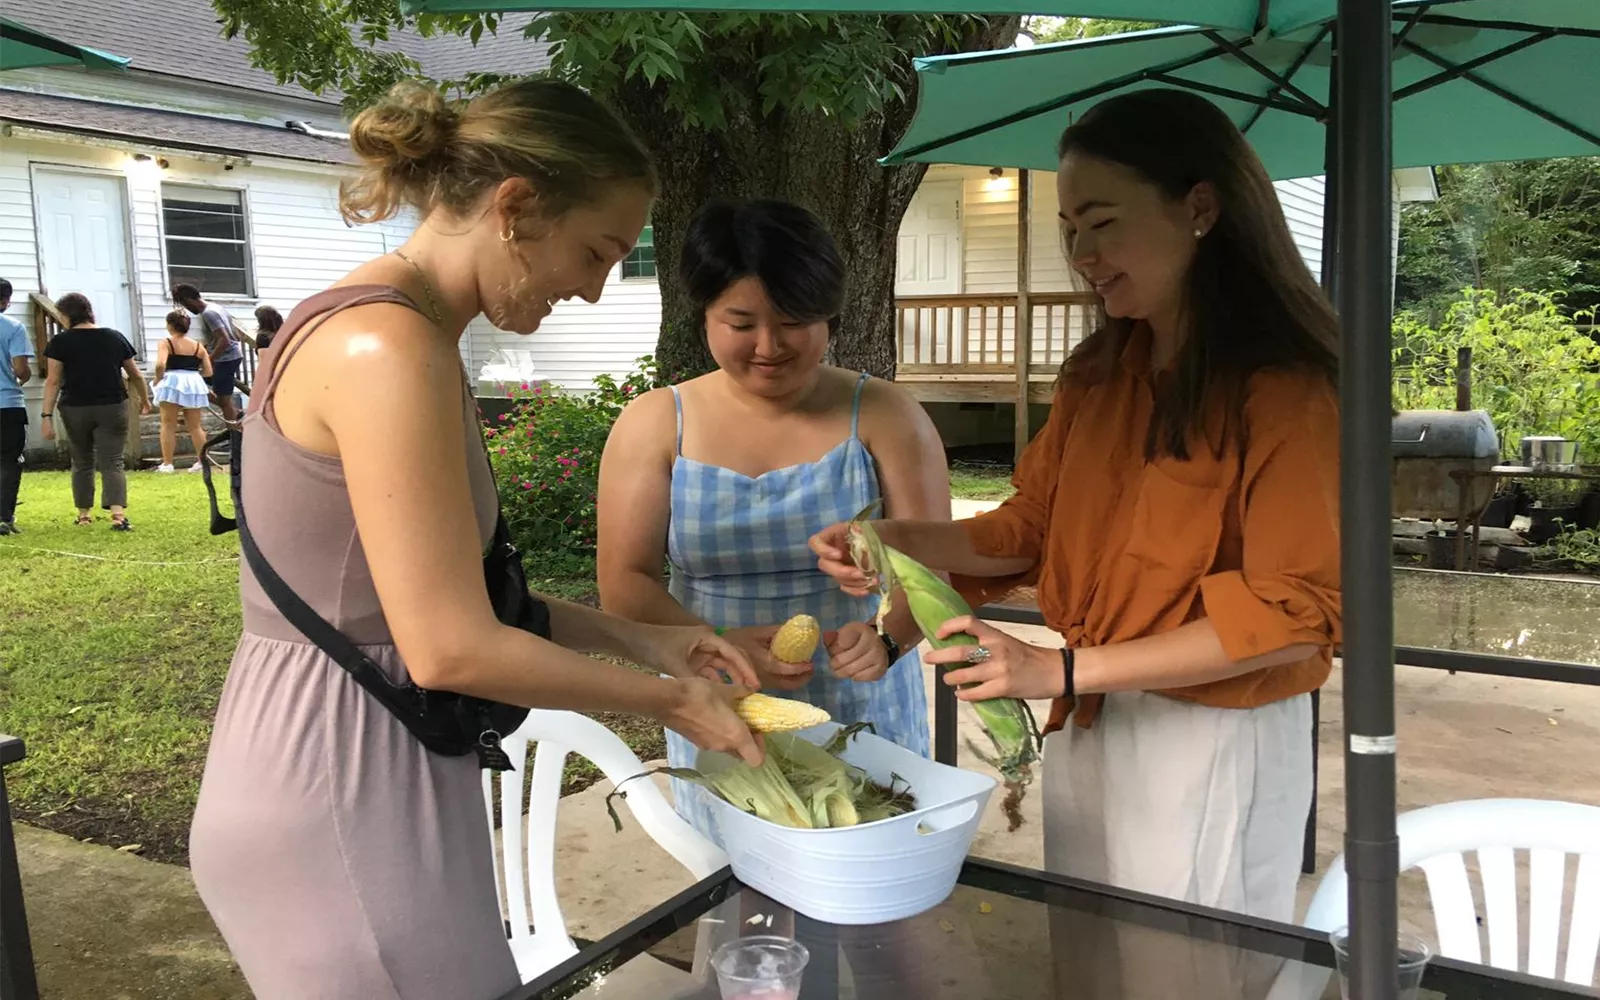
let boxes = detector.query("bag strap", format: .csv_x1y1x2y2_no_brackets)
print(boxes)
233,476,435,725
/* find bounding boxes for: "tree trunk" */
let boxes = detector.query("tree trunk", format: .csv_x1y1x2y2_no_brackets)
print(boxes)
611,18,1019,382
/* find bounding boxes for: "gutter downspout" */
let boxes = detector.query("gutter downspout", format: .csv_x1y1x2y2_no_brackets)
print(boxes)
285,120,350,141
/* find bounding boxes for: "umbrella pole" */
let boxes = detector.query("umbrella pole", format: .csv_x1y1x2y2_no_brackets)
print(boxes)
1335,2,1400,999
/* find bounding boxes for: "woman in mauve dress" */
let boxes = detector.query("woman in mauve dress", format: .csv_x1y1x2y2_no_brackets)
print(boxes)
189,77,763,1000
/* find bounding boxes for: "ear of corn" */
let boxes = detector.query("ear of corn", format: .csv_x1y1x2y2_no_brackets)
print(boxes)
769,613,821,664
606,726,916,833
849,518,1040,831
734,692,831,733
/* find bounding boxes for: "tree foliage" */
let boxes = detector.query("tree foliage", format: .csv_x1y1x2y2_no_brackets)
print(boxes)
1396,158,1600,322
1392,287,1600,460
210,1,1018,378
1024,16,1158,44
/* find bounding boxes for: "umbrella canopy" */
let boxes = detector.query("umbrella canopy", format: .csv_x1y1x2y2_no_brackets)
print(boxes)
884,4,1600,178
0,17,129,73
399,0,1254,26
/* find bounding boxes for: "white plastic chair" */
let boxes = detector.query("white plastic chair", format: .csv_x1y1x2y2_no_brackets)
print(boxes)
1304,798,1600,986
480,708,729,983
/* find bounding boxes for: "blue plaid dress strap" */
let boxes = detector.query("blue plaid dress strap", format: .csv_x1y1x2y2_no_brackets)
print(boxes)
661,372,929,839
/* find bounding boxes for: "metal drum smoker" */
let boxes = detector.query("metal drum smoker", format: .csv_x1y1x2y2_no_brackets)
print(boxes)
1392,408,1501,569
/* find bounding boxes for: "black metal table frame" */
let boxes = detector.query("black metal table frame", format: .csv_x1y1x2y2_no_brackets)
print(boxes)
504,856,1599,1000
1448,467,1600,573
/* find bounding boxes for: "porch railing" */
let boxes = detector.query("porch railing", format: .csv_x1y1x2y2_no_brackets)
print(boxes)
895,291,1099,372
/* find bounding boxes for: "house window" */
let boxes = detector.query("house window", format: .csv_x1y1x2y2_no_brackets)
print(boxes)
162,185,253,296
621,224,655,280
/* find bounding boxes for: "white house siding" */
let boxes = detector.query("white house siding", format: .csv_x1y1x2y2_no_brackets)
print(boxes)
1276,176,1327,281
0,133,421,449
465,268,662,392
0,146,41,318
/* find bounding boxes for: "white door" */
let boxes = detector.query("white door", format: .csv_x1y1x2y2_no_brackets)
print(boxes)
896,181,962,365
34,170,135,344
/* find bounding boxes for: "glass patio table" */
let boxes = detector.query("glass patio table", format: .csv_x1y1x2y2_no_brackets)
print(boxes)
494,858,1598,1000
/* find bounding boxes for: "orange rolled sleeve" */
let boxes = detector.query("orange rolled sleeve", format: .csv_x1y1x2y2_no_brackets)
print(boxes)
1201,374,1341,663
951,385,1079,606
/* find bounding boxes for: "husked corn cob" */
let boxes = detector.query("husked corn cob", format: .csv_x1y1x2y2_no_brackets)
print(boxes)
769,613,821,664
734,692,831,733
848,518,1040,830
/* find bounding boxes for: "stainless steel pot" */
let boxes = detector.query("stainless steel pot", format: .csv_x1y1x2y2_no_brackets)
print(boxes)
1519,435,1579,471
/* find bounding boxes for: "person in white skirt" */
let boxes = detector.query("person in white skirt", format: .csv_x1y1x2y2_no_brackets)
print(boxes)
151,309,214,473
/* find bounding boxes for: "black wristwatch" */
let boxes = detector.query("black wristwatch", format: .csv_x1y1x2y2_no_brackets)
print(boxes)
877,627,902,662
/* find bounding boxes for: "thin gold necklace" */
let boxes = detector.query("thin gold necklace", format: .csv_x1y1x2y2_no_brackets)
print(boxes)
392,249,445,327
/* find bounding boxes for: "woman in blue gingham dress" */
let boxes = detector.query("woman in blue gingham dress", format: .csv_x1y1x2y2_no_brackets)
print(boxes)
661,374,928,838
596,198,950,842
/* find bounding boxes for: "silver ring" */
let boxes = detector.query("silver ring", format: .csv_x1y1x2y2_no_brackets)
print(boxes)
964,645,992,664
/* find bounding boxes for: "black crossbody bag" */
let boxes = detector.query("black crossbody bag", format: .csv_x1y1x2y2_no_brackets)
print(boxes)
201,420,545,772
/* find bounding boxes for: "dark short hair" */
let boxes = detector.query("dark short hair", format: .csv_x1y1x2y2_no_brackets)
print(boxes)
172,283,201,302
679,198,846,335
0,279,12,302
58,293,95,326
166,309,191,334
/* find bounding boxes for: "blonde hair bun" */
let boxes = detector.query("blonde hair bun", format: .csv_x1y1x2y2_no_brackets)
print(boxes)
350,80,459,169
339,77,656,228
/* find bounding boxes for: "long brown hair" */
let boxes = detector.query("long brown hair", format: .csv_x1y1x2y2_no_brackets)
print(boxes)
1057,88,1339,460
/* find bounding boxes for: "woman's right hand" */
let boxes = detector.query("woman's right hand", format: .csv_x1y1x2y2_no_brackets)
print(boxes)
808,522,878,597
661,677,764,767
40,418,55,442
721,625,814,692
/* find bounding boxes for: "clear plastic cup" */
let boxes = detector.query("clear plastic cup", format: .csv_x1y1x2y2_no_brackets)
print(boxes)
711,935,810,1000
1329,927,1432,1000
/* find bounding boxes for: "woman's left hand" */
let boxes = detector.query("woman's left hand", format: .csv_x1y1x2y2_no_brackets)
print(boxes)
825,621,890,683
638,624,760,690
923,616,1065,702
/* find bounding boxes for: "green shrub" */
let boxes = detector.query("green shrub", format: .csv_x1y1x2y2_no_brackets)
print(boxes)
484,356,669,578
1392,288,1600,461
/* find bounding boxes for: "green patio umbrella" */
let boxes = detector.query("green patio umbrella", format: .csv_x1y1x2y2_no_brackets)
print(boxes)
399,0,1250,25
0,17,129,73
883,7,1600,177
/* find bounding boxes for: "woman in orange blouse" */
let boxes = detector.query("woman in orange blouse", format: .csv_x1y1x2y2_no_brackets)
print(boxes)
812,88,1340,927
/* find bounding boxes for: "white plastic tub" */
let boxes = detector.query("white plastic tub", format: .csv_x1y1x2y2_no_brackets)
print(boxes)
696,722,996,925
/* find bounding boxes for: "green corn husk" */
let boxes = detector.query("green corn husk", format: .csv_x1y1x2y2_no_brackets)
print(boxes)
847,513,1041,831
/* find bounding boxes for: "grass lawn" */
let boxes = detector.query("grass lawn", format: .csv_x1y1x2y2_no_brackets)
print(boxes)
0,470,646,865
949,461,1016,502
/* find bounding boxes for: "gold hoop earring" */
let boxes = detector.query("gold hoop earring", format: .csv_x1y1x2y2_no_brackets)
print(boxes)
500,227,515,244
1193,228,1204,239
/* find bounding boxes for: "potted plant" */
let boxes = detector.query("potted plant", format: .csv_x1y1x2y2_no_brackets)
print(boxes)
1524,479,1585,544
1479,483,1518,529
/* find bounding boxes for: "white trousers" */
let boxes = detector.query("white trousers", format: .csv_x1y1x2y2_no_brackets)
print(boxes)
1043,691,1315,999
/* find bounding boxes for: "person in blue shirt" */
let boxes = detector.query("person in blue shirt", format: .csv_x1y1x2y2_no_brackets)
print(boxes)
0,278,34,535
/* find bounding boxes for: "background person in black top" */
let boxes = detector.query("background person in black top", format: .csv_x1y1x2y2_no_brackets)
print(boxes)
254,303,284,353
41,293,152,530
